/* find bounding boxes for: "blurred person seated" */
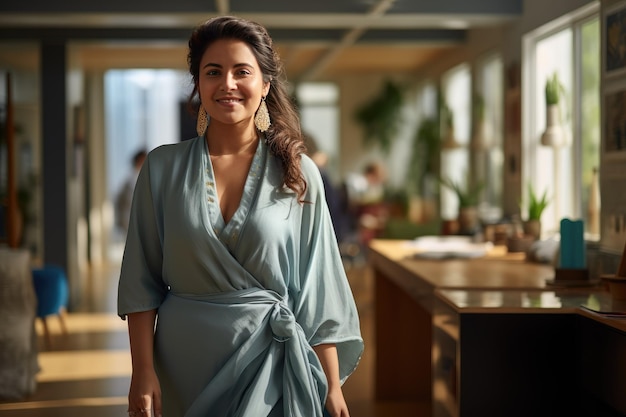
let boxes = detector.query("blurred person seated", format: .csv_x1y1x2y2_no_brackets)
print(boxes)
345,161,389,245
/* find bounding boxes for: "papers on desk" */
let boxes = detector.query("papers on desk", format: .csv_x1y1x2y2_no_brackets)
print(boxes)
406,236,493,259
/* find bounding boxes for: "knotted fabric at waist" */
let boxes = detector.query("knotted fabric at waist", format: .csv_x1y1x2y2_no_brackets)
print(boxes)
164,287,327,417
171,287,296,342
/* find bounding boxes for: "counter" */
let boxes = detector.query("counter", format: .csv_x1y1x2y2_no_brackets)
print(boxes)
368,239,624,416
368,239,555,404
433,289,626,417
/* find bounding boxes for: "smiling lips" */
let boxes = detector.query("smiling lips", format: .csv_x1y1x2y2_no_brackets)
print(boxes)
216,97,243,104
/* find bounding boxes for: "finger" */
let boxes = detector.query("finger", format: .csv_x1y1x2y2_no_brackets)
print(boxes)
140,394,152,416
153,390,162,417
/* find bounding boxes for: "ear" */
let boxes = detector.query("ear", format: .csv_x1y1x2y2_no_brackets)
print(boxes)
262,81,270,98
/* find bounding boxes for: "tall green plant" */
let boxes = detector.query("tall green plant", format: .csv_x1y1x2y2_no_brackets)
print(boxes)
526,183,550,220
472,91,485,123
355,80,404,153
408,117,440,196
440,176,484,208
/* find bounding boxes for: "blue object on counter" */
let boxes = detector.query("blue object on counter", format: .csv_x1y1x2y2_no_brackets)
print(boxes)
559,218,585,269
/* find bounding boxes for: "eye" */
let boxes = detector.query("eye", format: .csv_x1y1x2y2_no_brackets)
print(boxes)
205,69,220,76
237,69,252,76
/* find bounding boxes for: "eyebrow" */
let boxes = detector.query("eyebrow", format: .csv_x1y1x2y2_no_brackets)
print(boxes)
202,62,254,69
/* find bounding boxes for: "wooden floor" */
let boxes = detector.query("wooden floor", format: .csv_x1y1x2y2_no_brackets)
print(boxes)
0,252,429,417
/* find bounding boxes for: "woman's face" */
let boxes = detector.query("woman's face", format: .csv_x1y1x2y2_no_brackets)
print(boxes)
198,38,270,129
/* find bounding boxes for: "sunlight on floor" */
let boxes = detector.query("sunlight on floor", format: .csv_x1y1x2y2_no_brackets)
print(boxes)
37,350,131,382
35,313,127,335
34,313,131,382
0,396,128,411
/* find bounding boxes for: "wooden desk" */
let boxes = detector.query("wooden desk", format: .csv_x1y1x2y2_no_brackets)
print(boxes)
368,239,554,402
368,239,623,416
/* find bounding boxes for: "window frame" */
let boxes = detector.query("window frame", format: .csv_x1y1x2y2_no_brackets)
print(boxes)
521,2,600,237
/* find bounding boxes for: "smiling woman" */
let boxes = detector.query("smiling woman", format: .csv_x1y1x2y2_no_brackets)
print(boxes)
197,39,270,133
117,16,363,417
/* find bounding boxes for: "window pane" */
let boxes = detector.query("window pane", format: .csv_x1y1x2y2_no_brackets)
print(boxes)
580,17,600,236
105,69,184,198
533,29,574,235
441,64,471,220
476,55,504,218
296,82,340,179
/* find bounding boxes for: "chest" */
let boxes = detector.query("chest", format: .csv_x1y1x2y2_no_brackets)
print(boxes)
210,153,255,223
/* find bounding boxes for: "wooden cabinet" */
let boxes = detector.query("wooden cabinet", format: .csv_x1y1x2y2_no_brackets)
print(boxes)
433,290,581,417
433,291,626,417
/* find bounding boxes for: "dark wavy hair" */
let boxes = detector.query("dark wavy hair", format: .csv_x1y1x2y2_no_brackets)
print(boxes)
187,16,307,202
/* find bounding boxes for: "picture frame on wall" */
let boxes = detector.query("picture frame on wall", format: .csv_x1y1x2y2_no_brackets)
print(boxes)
605,0,626,77
603,82,626,159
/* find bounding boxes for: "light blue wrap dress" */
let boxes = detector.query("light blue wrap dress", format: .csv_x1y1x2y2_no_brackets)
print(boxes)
117,136,363,417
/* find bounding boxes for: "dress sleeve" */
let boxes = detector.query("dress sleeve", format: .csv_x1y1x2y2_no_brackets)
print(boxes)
292,156,364,384
117,155,168,319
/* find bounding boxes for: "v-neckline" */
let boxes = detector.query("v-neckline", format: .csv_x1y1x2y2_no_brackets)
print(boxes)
202,137,266,248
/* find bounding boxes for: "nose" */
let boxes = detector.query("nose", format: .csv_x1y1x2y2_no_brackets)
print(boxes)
221,72,236,91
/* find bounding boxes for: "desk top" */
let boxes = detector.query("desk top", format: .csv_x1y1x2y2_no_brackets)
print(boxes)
368,238,555,290
367,239,624,332
436,288,626,332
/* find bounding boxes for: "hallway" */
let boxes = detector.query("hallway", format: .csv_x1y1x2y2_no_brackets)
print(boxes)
0,259,428,417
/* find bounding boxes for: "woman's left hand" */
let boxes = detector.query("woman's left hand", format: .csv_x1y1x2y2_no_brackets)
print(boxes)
324,386,349,417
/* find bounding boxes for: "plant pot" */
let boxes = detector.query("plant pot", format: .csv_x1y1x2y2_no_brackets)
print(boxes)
541,105,567,147
472,119,491,150
523,219,541,240
458,206,479,235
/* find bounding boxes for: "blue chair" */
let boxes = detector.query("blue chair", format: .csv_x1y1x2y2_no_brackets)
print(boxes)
32,265,69,348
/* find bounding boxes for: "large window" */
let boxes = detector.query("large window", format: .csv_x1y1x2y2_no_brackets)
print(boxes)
523,4,600,237
104,69,186,201
412,81,438,199
440,63,471,220
296,82,340,180
474,54,504,220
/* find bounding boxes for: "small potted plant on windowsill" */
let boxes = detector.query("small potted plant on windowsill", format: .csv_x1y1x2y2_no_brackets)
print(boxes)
524,183,550,240
541,72,567,148
440,176,484,235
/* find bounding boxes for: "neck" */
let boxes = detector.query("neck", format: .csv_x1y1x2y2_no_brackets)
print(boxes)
206,121,259,156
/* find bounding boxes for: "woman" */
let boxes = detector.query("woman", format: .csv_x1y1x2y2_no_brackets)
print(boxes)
118,16,363,417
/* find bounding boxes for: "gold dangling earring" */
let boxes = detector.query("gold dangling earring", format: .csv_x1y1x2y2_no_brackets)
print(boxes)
254,97,271,132
196,106,208,137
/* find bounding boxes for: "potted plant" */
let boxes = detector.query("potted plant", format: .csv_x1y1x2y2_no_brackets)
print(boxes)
355,80,405,153
407,117,441,223
440,176,484,235
524,183,550,240
541,72,567,147
471,92,489,149
409,118,440,192
440,101,460,149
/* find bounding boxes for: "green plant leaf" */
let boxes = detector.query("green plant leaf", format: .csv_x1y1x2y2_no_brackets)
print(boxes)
355,80,405,153
439,176,484,208
545,72,564,106
527,182,550,220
